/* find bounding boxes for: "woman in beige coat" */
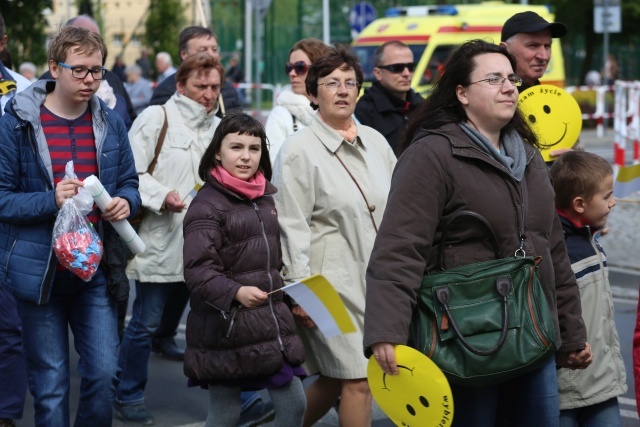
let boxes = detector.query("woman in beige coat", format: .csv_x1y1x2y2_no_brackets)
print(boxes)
272,46,396,426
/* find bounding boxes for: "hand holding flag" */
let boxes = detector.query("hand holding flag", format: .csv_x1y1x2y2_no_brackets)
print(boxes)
277,275,356,338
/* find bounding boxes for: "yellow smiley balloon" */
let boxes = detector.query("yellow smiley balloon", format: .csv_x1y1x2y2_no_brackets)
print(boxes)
367,345,454,427
518,84,582,162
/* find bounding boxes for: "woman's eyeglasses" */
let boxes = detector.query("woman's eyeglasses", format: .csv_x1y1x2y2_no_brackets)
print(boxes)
285,61,309,75
317,79,360,91
376,62,416,73
471,75,523,87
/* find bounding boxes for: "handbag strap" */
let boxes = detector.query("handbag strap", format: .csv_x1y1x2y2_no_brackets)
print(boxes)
334,151,378,233
146,106,168,176
438,210,501,269
438,176,530,269
218,94,226,117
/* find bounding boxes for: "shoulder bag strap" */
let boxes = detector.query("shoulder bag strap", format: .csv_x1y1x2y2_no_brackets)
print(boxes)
146,106,168,176
334,151,378,233
438,210,501,270
218,94,226,117
438,178,529,269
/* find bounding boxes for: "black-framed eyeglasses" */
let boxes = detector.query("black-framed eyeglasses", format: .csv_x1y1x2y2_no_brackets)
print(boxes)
317,79,360,91
377,62,416,73
285,61,309,75
471,75,523,87
58,62,106,80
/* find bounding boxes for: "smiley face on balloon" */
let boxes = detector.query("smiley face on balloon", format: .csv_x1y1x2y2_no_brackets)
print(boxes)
367,345,454,426
518,84,582,162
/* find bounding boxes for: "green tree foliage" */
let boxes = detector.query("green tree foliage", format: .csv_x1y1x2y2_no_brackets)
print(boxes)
0,0,50,67
145,0,186,64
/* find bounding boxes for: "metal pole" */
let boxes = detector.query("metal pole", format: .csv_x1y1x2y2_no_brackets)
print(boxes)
255,4,262,114
245,0,252,106
603,1,610,83
603,1,610,132
322,0,330,44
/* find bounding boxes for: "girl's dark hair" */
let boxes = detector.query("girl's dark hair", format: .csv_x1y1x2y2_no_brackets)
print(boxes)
401,39,538,153
199,112,272,181
305,44,363,110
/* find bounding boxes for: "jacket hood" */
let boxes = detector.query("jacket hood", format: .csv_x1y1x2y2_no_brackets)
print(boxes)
276,88,315,126
10,79,109,127
9,80,52,123
171,91,219,127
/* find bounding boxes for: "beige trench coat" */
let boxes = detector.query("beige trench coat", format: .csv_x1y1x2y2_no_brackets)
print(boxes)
272,114,396,378
126,94,220,283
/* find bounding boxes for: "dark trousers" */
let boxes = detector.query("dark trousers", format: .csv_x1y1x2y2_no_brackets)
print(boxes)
0,284,27,420
153,282,190,340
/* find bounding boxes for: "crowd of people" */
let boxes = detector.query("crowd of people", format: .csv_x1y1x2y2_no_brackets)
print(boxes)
0,7,637,427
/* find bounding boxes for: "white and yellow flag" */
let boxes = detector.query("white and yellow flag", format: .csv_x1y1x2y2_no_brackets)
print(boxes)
281,275,356,338
614,163,640,198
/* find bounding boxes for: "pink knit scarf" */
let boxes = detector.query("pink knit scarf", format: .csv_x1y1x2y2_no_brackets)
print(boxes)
211,166,266,200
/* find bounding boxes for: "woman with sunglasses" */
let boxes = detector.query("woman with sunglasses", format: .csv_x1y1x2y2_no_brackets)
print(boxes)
364,40,591,427
272,46,396,426
265,38,331,164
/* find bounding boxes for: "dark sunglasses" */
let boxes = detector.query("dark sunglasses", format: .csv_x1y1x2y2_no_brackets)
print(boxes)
285,61,309,75
377,62,416,73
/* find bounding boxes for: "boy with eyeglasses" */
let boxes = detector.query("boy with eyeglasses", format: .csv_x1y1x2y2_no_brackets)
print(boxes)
0,26,140,426
355,40,423,155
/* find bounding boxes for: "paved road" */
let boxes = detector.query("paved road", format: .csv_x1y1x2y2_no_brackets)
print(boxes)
16,268,639,426
17,129,640,426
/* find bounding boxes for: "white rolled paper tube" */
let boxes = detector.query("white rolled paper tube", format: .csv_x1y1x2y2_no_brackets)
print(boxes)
83,175,146,255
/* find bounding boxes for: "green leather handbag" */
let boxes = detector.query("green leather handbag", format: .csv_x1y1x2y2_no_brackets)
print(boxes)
411,211,556,387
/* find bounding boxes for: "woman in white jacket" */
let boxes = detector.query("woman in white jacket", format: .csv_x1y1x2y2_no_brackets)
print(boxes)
265,38,331,164
114,53,224,424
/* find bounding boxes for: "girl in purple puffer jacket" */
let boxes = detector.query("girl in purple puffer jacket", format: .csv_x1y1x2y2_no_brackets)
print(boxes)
183,112,306,427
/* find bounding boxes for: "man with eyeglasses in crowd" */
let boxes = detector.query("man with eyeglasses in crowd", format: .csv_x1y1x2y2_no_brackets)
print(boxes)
149,26,240,117
0,26,140,426
355,40,423,155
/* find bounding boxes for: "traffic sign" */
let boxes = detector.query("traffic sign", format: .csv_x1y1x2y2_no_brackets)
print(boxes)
594,0,621,33
349,2,377,34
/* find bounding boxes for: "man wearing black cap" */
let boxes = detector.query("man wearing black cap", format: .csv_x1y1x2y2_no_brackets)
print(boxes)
500,11,567,92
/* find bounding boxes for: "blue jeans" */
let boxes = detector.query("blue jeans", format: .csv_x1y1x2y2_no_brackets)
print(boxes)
115,281,180,405
16,269,118,427
451,357,559,427
115,281,259,410
0,283,27,420
559,397,622,427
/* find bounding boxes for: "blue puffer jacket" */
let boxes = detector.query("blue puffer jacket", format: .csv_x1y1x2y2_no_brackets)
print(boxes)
0,80,141,305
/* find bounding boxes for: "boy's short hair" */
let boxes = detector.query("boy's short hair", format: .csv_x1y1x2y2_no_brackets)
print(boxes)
550,151,613,210
48,26,107,66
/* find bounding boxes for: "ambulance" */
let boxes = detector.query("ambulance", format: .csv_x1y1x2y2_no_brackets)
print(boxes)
351,1,565,96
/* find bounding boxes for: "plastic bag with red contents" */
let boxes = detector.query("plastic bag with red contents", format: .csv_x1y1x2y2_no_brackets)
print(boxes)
52,161,103,281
